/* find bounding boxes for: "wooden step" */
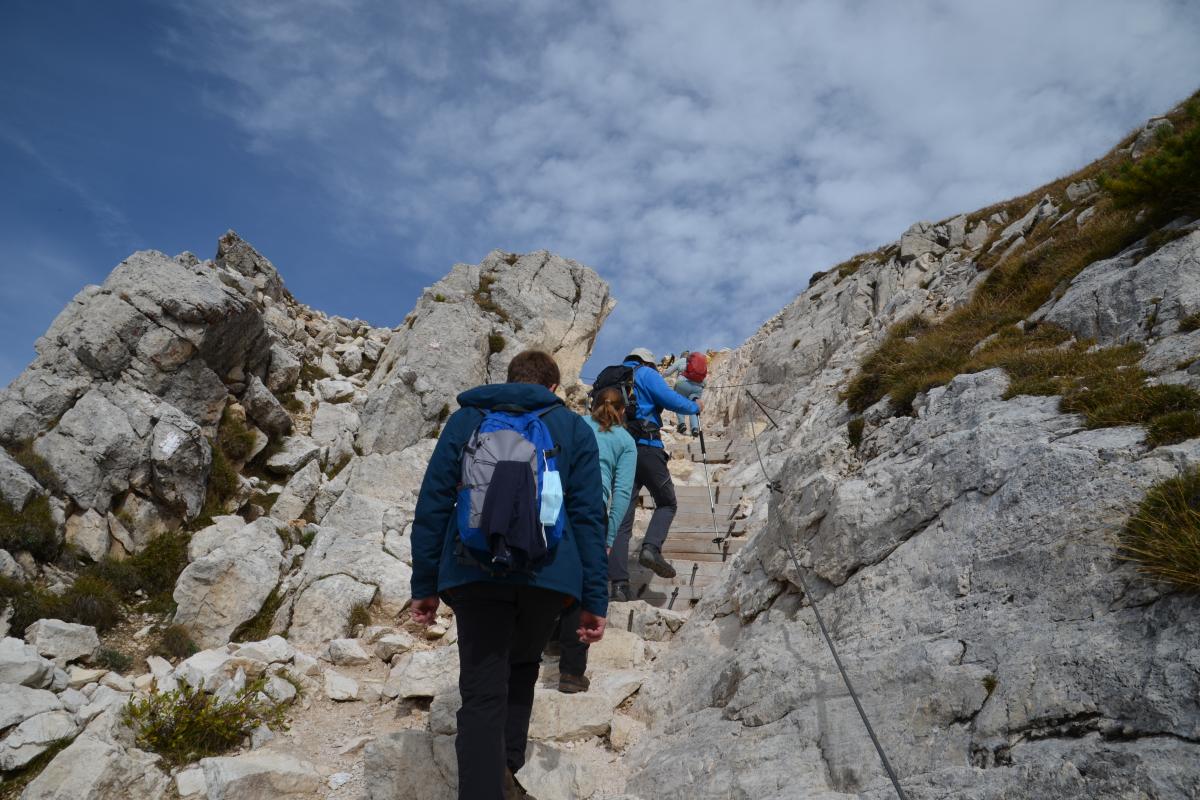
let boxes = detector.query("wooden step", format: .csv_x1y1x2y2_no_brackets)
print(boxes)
666,522,748,535
662,538,746,557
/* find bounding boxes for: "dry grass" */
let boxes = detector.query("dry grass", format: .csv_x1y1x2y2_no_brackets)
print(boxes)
1121,467,1200,592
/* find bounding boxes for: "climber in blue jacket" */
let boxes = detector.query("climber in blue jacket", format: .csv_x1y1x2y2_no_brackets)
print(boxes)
608,347,701,600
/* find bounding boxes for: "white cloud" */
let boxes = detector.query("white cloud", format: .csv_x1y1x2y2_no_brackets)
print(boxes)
162,0,1200,367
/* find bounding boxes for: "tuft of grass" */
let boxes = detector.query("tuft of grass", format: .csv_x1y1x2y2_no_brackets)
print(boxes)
122,677,289,766
1,572,124,634
231,587,283,643
847,418,865,449
437,404,450,423
298,362,327,385
152,624,198,660
473,274,511,323
1120,467,1200,592
83,530,190,613
487,333,506,355
217,406,257,463
1146,409,1200,448
1179,312,1200,333
348,602,372,631
433,293,446,302
0,494,59,563
4,440,61,494
95,647,133,673
982,675,998,695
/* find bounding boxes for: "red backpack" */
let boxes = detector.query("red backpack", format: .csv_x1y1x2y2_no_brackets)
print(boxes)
683,352,708,383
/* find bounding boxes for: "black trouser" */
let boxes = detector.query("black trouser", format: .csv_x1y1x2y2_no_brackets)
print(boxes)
608,444,676,582
445,582,565,800
557,602,588,676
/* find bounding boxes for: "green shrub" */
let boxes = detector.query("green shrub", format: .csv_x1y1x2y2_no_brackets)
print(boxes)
231,588,283,643
61,575,123,632
1103,96,1200,219
122,677,288,766
95,647,132,672
82,531,190,612
433,293,446,302
0,495,59,563
152,624,198,660
847,418,865,449
217,406,257,463
1179,312,1200,333
1146,410,1200,448
1120,467,1200,592
487,333,506,355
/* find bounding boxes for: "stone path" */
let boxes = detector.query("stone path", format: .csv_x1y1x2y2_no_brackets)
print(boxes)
628,433,749,609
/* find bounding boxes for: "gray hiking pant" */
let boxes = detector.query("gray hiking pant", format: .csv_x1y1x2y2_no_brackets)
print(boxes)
608,444,676,582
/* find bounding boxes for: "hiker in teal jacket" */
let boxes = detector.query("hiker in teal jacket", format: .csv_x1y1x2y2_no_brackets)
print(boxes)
409,351,608,799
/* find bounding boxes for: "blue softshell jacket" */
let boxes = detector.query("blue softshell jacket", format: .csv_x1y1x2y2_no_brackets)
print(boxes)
624,360,701,448
410,383,610,618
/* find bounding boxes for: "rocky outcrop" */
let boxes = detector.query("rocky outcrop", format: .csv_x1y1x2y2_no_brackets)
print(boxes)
357,250,614,454
621,190,1200,795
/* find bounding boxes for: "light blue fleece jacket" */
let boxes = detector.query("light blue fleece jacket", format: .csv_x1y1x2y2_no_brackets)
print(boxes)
583,415,637,547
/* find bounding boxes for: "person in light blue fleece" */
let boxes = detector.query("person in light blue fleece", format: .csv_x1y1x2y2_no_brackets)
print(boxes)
556,386,637,693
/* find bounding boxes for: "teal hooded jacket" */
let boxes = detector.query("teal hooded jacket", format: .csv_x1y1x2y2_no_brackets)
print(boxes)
409,383,610,618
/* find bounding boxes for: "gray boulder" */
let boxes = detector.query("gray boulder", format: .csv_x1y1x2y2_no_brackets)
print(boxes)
243,376,293,438
148,406,211,519
0,636,55,688
173,517,286,649
24,619,99,666
20,734,169,799
268,459,322,522
265,435,320,475
0,710,79,770
0,683,61,731
200,751,322,800
364,730,457,800
0,450,43,512
64,509,110,563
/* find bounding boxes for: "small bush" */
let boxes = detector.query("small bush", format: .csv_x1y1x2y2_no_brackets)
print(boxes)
298,362,327,385
348,602,372,631
153,624,198,660
1179,312,1200,333
1120,467,1200,592
0,495,59,562
122,677,288,765
487,333,506,355
95,647,133,672
1103,96,1200,220
231,588,283,643
281,393,305,413
982,675,998,695
83,531,190,612
847,418,865,449
433,293,446,302
61,574,123,632
217,406,257,463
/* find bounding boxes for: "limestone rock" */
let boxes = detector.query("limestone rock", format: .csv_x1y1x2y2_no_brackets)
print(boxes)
285,574,376,649
19,734,168,799
266,343,301,393
358,250,613,454
373,632,417,662
0,450,43,512
1131,117,1174,159
0,636,55,688
201,750,322,800
324,669,360,701
176,766,207,798
518,741,597,799
64,509,110,563
243,376,293,438
0,709,79,770
325,638,370,666
899,221,945,261
269,459,322,521
383,649,458,699
148,406,211,519
265,435,320,475
0,683,61,731
363,729,457,800
232,635,295,664
315,379,355,403
173,518,285,649
24,619,99,666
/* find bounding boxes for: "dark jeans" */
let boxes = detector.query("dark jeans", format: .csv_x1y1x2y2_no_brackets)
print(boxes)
608,444,677,582
557,602,588,676
445,582,565,800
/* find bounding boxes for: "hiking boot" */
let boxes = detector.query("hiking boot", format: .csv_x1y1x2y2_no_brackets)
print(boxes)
558,673,591,694
691,427,700,437
610,580,633,602
503,767,536,800
676,422,687,434
639,545,677,578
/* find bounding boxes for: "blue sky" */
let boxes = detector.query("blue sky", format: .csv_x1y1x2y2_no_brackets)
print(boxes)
3,0,1199,387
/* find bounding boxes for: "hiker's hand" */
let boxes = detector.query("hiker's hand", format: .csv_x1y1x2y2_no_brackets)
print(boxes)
411,597,439,625
577,611,606,644
696,399,705,413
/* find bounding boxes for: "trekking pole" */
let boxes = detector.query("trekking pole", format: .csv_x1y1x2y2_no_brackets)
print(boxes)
746,411,909,800
695,420,726,553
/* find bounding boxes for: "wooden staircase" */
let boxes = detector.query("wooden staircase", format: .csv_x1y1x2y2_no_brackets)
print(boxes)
626,435,748,609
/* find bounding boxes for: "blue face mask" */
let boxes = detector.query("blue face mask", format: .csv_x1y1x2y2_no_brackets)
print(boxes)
539,469,564,526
